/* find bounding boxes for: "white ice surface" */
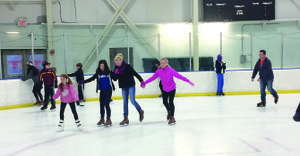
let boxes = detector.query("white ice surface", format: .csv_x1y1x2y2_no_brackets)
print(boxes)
1,94,300,156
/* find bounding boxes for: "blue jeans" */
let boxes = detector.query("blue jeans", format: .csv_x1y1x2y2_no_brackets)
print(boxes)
260,79,278,103
122,86,142,116
217,74,224,92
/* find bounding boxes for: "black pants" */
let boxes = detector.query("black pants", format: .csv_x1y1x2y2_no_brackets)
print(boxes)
33,83,43,101
60,102,79,121
162,89,176,116
78,84,84,101
44,85,55,107
159,81,163,93
99,89,112,118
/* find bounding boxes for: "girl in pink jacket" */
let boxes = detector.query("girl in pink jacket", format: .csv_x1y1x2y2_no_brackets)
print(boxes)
141,58,194,125
53,74,81,129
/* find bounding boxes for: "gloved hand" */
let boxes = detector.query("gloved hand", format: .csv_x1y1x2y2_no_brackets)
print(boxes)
114,69,120,74
54,81,58,88
141,81,146,88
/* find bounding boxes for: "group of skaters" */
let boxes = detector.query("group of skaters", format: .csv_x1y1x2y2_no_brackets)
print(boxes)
22,50,279,129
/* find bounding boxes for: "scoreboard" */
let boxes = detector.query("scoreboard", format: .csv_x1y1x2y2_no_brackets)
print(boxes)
203,0,275,22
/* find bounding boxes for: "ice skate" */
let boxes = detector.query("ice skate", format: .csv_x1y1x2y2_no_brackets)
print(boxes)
168,116,176,125
75,120,82,127
120,116,129,127
139,110,144,122
221,92,225,96
104,118,112,127
33,100,41,106
97,118,105,126
216,92,222,96
257,101,266,107
57,120,64,132
40,105,47,111
274,95,279,104
167,111,171,121
50,105,56,111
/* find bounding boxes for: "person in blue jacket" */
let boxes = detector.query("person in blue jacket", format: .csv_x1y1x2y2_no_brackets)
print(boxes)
84,60,115,127
215,54,226,96
251,50,279,107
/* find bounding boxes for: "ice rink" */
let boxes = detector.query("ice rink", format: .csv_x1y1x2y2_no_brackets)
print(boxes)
1,94,300,156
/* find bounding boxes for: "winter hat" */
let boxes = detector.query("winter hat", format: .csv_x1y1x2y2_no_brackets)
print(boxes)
217,54,222,61
42,60,51,67
26,61,34,66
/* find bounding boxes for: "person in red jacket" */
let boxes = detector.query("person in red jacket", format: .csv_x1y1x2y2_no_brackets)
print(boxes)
39,60,58,110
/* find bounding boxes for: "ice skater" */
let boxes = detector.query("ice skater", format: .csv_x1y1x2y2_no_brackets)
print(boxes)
84,60,115,127
215,54,226,96
141,58,194,125
39,60,58,110
21,61,43,105
53,74,81,129
68,63,85,106
251,50,279,107
111,53,144,126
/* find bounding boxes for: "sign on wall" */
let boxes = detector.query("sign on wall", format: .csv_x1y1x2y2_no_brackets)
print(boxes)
7,55,22,75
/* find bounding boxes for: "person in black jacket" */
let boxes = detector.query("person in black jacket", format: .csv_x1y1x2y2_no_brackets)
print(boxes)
251,50,279,107
215,54,226,96
21,61,43,105
112,53,144,126
84,60,115,127
68,63,85,106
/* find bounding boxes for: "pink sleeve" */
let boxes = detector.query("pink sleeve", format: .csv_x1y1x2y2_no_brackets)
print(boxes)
70,85,79,101
144,72,159,85
53,88,61,100
171,68,190,82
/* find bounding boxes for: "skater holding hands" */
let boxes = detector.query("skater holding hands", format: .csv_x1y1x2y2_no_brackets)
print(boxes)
111,53,144,126
84,60,115,127
53,74,81,129
141,58,194,125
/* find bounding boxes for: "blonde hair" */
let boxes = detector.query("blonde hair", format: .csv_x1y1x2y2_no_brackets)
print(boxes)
158,58,169,68
114,53,123,61
160,58,168,64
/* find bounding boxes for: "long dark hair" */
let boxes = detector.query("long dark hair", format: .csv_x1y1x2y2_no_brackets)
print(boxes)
96,60,110,75
59,74,73,92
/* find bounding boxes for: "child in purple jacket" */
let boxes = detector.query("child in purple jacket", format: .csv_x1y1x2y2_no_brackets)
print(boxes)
141,58,194,125
53,74,81,129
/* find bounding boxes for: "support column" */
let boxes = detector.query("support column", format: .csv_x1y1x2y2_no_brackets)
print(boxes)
192,0,199,71
45,0,55,66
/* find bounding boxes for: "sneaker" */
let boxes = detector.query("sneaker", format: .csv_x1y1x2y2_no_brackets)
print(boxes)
75,120,82,127
274,95,279,104
257,102,266,107
41,105,47,110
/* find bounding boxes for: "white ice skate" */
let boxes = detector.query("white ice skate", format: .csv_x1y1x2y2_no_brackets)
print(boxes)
57,120,64,132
